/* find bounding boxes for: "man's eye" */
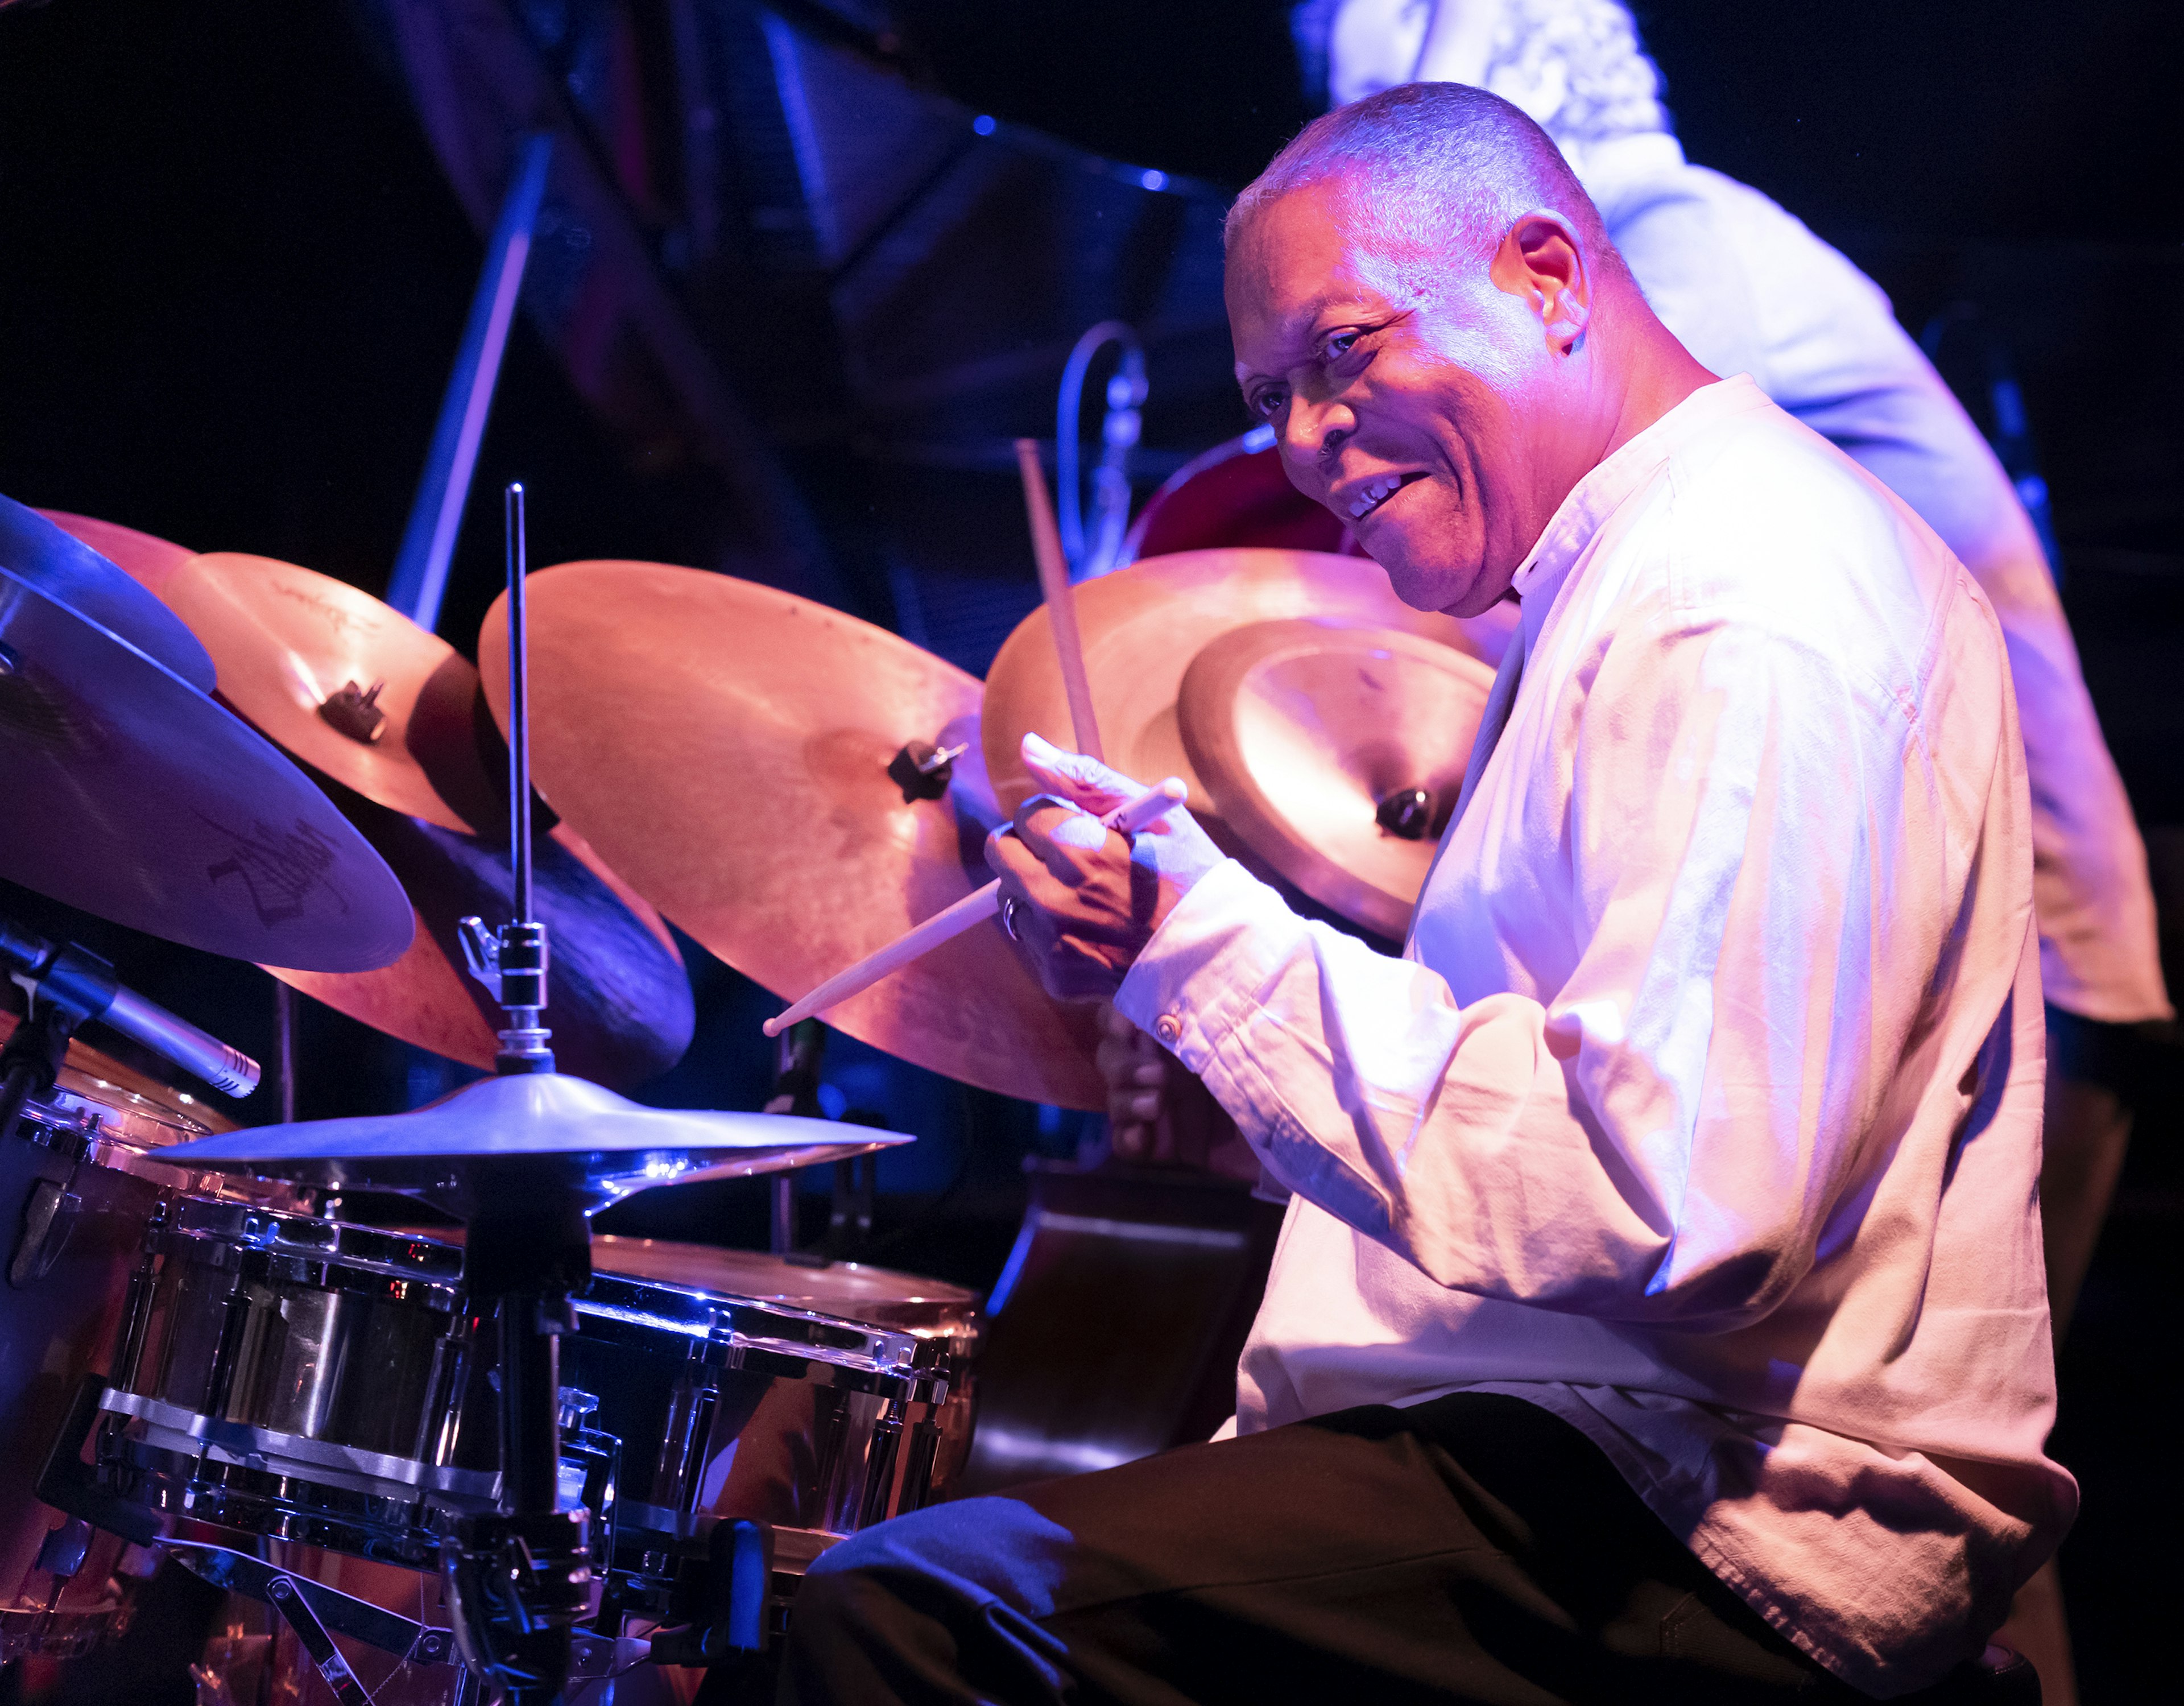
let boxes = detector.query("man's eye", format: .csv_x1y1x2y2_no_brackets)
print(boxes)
1323,331,1362,360
1251,387,1289,419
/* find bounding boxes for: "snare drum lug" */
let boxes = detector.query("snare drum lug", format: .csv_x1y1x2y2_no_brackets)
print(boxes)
416,1328,473,1467
650,1375,717,1517
894,1418,942,1518
111,1240,162,1392
199,1283,257,1421
9,1176,81,1288
855,1409,904,1530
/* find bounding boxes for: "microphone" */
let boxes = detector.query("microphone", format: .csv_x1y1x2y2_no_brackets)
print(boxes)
1057,321,1148,580
0,919,260,1098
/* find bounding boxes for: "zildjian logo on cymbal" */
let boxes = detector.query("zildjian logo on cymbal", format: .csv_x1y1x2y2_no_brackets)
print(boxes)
197,815,349,926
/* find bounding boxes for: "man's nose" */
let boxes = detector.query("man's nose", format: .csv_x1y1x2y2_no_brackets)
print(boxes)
1282,393,1355,470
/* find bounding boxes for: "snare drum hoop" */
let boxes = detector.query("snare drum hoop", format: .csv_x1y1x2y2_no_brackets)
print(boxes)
572,1268,942,1400
147,1196,469,1295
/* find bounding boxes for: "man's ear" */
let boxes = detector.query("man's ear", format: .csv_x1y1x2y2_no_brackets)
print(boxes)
1490,212,1591,355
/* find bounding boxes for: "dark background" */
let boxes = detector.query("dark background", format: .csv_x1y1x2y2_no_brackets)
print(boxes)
0,2,2178,1698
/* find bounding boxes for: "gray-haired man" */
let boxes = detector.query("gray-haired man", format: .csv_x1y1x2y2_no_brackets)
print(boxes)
783,85,2068,1704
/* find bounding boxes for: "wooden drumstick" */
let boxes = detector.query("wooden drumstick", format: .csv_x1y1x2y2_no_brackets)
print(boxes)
1015,437,1105,763
762,776,1187,1036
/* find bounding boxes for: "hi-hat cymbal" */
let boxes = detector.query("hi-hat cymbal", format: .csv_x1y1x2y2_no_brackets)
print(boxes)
155,552,692,1086
1177,620,1497,940
0,564,413,970
477,560,1106,1109
38,509,196,598
0,494,213,691
982,546,1514,853
158,1071,908,1217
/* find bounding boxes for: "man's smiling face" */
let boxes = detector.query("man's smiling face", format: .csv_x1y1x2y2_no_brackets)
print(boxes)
1226,176,1566,617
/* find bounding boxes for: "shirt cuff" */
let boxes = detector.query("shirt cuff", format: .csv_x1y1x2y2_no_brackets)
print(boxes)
1114,858,1308,1073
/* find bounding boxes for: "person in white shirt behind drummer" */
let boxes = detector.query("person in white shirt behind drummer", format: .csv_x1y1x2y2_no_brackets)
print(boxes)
781,82,2068,1703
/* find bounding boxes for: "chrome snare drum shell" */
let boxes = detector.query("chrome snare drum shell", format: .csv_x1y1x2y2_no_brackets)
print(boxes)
98,1203,484,1564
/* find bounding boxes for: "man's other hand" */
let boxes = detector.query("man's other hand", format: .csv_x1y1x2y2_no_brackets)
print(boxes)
1097,1003,1259,1179
985,734,1225,1002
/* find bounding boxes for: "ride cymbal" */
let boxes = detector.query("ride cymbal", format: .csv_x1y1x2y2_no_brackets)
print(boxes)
156,552,692,1086
0,565,412,970
477,560,1105,1109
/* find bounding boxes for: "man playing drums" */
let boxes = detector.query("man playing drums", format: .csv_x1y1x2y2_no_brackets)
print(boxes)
784,85,2070,1703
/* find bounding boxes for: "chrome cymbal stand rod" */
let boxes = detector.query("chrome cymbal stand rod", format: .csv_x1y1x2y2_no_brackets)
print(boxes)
457,483,555,1076
508,480,534,933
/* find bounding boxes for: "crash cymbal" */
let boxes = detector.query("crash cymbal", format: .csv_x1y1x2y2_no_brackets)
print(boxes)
0,494,213,691
1177,620,1497,940
477,560,1105,1110
155,552,691,1085
982,550,1512,843
38,509,196,597
0,564,412,970
160,552,493,833
159,1071,908,1217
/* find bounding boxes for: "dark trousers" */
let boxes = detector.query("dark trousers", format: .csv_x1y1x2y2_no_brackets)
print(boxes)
780,1391,1879,1705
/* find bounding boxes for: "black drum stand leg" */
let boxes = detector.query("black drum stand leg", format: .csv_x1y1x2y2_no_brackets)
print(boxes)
445,1188,595,1706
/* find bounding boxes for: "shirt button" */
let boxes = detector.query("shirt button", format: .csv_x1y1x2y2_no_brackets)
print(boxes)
1154,1014,1182,1045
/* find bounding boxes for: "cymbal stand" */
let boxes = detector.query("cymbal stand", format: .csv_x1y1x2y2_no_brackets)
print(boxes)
446,484,591,1706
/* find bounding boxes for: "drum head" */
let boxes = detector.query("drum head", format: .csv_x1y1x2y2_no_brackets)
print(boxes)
0,1009,234,1150
591,1236,979,1338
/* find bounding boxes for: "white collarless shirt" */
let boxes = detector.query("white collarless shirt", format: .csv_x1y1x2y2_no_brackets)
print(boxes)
1116,378,2075,1696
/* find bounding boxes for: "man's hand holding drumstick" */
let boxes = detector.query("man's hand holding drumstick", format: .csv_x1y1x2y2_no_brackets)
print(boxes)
983,733,1225,1002
988,734,1257,1180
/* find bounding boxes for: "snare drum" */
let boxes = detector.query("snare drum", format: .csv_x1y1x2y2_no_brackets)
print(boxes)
96,1201,482,1565
135,1237,980,1698
92,1226,980,1568
0,1017,290,1662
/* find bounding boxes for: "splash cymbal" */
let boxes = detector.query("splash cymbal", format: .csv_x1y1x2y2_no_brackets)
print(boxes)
156,552,692,1086
0,565,412,970
1177,619,1497,940
162,552,493,834
477,560,1105,1110
982,546,1512,840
